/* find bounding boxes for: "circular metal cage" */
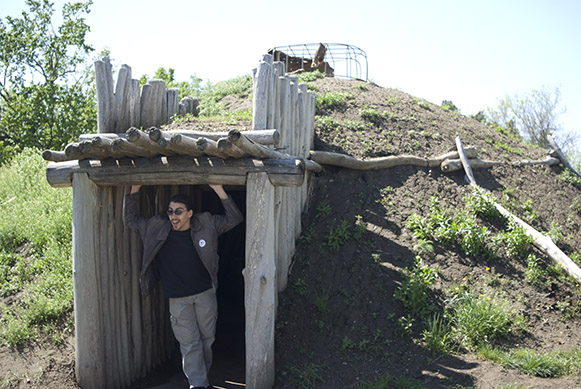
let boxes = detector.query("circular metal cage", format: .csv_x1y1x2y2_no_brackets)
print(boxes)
269,43,368,81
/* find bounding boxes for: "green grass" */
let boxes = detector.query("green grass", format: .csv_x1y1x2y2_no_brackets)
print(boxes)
356,374,425,389
560,168,581,189
316,91,352,112
287,362,324,388
0,149,73,347
446,290,523,349
480,346,581,378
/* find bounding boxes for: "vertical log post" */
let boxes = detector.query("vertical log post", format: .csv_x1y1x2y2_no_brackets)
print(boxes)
72,173,105,389
94,57,115,133
244,172,276,389
114,64,133,133
253,61,272,131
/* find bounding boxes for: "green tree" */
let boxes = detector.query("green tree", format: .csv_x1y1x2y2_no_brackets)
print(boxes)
0,0,96,162
486,86,577,153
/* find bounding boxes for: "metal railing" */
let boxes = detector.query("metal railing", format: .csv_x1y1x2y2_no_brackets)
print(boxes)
269,43,368,81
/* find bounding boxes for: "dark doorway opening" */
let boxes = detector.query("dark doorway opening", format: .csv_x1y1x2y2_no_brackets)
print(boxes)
210,187,246,387
127,186,247,389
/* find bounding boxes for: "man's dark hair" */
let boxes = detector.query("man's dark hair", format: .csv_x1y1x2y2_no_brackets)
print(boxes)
169,194,193,211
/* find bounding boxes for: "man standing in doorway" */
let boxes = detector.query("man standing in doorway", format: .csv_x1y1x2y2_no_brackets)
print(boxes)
124,184,243,389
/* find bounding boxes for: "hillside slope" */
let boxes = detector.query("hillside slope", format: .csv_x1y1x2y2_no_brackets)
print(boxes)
274,77,581,388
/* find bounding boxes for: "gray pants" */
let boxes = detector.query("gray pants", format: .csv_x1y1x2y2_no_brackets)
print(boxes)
169,289,218,388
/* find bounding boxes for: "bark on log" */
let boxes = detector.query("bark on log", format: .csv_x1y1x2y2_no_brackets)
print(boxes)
79,129,280,146
168,134,205,157
42,150,71,162
46,156,305,188
253,62,272,131
140,80,167,129
126,127,175,156
548,134,581,178
442,156,560,172
167,88,179,122
111,138,159,158
229,130,323,173
94,57,115,133
114,65,132,133
196,137,230,159
217,137,247,158
72,173,106,388
309,147,479,171
455,137,477,186
244,172,276,389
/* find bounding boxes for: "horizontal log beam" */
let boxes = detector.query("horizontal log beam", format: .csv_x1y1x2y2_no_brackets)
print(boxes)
46,156,305,188
441,156,560,173
230,130,323,172
79,129,280,145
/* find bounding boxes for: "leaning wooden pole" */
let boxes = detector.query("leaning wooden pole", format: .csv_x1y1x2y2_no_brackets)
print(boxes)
455,136,581,281
548,134,581,178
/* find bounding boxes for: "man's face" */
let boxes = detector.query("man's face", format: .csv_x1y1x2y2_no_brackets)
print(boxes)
167,201,193,231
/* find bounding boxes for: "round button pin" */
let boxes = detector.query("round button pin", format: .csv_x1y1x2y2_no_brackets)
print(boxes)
199,239,206,247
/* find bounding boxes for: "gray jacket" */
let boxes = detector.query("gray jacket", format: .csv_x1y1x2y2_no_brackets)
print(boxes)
124,192,243,296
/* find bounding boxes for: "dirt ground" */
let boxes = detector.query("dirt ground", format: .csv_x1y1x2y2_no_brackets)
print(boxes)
2,77,581,388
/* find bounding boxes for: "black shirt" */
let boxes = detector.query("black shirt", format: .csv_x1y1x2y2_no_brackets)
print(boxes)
156,229,212,298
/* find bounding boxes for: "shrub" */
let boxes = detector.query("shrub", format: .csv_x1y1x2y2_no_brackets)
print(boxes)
0,149,73,346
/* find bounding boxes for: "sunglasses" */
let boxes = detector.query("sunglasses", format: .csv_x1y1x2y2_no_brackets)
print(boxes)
167,208,186,216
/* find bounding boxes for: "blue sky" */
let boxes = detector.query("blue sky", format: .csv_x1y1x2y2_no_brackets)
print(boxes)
3,0,581,139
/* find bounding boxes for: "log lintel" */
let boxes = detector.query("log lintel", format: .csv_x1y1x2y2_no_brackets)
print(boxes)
46,156,305,188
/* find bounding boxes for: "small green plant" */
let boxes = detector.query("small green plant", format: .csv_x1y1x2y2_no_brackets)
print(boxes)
300,225,317,244
521,199,538,223
359,107,385,124
394,257,437,317
546,221,564,245
414,98,431,110
315,199,332,218
413,239,434,258
465,190,503,221
396,315,415,337
571,197,581,214
498,222,533,259
560,168,581,189
458,215,492,258
293,278,308,297
316,91,352,112
316,116,341,133
296,70,325,83
525,254,549,289
325,219,351,250
421,313,455,355
313,290,330,313
352,83,368,91
287,362,324,388
353,215,367,240
341,336,355,351
407,213,433,240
